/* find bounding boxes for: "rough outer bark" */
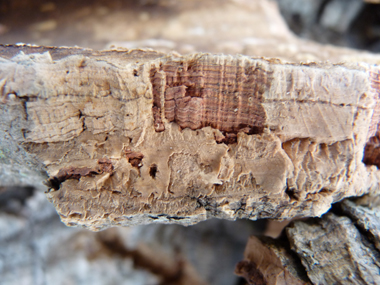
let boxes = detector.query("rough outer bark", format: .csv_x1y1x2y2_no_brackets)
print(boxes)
1,44,380,230
236,197,380,285
340,199,380,251
287,213,380,285
235,235,311,284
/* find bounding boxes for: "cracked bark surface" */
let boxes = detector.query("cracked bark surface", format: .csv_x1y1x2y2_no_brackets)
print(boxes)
235,235,311,284
1,44,380,230
236,196,380,285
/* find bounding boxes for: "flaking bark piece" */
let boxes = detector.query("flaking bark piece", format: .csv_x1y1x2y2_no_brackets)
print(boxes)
235,235,311,285
1,44,380,230
286,213,380,285
340,199,380,251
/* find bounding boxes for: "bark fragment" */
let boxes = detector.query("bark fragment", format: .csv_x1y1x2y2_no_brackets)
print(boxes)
340,199,380,251
1,44,380,230
235,236,311,285
237,198,380,285
123,148,144,168
93,229,206,285
287,213,380,285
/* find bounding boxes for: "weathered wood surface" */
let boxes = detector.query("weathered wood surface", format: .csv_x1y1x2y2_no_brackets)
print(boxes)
1,44,380,230
236,196,380,285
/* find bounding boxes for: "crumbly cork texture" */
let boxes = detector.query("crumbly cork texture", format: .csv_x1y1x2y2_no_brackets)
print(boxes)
1,45,380,231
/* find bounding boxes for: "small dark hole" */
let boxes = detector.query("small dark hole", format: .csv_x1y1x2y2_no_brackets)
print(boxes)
66,70,70,74
133,69,139,77
45,177,61,191
69,213,82,219
149,164,158,179
285,187,299,201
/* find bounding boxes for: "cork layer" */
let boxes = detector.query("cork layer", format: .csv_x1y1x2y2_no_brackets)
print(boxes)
150,56,268,140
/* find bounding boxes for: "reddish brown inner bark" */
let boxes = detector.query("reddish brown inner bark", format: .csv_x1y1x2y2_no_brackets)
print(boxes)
46,158,113,190
151,58,380,161
123,148,144,168
364,70,380,168
364,131,380,167
150,57,268,142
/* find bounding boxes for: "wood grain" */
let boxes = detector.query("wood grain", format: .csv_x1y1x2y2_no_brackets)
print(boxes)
150,56,268,139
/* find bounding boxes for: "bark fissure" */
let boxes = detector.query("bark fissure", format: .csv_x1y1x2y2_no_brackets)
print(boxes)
46,158,113,191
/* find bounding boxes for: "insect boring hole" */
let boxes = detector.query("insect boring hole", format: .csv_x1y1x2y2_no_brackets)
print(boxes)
149,164,158,179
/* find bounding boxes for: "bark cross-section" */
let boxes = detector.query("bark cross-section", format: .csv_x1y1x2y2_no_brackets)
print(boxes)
150,56,269,137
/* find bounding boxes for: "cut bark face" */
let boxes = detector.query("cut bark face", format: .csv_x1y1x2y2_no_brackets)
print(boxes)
237,197,380,285
1,44,380,230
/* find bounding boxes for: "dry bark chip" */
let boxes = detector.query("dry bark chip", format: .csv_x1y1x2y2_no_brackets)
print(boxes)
340,199,380,251
1,45,380,230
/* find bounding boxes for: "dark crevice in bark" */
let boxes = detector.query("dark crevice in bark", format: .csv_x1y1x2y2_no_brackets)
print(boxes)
46,158,113,191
